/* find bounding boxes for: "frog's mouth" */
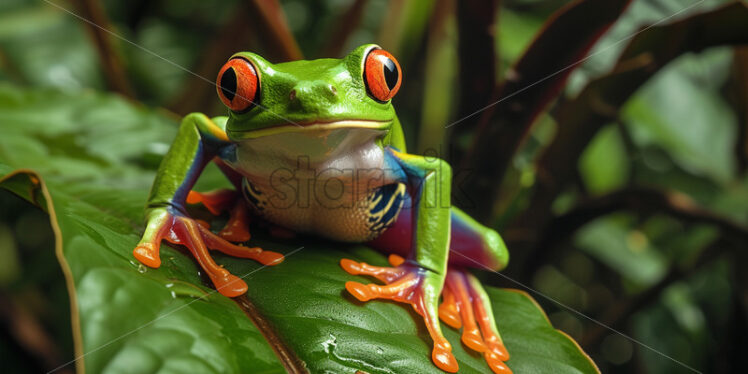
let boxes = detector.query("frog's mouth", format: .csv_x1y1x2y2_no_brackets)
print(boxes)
229,119,392,139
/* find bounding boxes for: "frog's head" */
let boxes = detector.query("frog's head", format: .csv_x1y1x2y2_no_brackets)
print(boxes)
217,44,401,140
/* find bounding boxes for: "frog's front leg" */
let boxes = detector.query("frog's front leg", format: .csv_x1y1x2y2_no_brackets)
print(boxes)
133,113,283,297
341,148,458,372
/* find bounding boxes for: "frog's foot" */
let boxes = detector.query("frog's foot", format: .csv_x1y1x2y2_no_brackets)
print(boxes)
341,255,459,373
187,189,251,242
439,269,511,374
187,189,237,215
133,209,283,297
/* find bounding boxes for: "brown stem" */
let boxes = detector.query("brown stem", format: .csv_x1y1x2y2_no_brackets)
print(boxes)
450,0,499,160
233,295,307,373
167,3,256,115
72,0,134,98
0,292,72,374
321,0,370,58
0,47,27,85
246,0,303,62
457,0,632,221
732,47,748,175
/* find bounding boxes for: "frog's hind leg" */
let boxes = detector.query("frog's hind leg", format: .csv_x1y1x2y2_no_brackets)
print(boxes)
439,207,512,373
187,188,251,243
448,207,508,271
364,206,512,373
187,189,236,215
441,269,511,374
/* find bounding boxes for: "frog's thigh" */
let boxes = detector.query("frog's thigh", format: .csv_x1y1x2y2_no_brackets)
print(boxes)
448,207,508,271
367,205,508,271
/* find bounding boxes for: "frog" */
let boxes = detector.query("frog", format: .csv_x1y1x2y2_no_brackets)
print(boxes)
132,44,511,374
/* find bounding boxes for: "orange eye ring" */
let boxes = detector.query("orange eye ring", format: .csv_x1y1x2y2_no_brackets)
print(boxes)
216,57,259,113
364,49,402,102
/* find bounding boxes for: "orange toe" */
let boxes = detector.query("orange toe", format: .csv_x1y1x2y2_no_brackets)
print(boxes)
345,281,373,301
195,219,211,229
186,190,201,205
462,330,487,352
388,254,405,266
133,244,161,268
439,307,462,329
433,342,459,373
486,352,512,374
187,189,237,215
213,273,248,298
219,228,251,243
340,259,362,275
256,250,285,266
486,338,510,362
439,287,462,329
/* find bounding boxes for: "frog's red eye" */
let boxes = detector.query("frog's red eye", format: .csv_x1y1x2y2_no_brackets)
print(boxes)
216,57,259,113
364,49,401,102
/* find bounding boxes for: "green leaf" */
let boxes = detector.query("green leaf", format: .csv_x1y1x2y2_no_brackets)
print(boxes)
0,2,103,91
579,124,630,195
0,83,598,373
575,214,667,288
622,48,737,184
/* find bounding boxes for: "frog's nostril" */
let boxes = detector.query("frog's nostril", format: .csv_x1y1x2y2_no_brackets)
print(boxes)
289,89,297,101
328,85,337,95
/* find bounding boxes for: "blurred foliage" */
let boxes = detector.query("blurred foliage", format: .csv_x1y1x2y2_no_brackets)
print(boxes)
1,0,748,373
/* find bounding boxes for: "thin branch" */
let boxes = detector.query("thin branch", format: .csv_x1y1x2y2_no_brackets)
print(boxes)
72,0,134,98
321,0,369,58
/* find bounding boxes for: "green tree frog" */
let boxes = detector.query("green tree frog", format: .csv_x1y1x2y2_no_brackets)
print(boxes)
133,44,511,373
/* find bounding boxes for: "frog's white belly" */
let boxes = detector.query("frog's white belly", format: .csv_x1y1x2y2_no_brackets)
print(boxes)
230,127,405,242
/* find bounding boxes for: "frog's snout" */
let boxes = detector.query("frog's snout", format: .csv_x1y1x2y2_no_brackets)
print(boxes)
289,81,339,110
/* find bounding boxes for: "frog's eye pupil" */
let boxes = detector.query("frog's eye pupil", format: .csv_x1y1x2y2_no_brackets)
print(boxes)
216,57,258,113
220,67,237,101
364,48,402,102
382,59,399,91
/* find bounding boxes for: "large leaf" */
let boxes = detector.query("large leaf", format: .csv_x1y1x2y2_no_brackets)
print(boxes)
0,83,598,373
